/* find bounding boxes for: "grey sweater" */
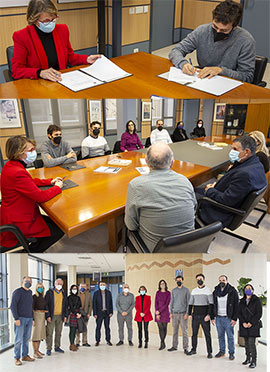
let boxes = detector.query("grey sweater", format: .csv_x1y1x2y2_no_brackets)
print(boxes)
169,23,255,83
40,139,77,168
170,286,191,314
116,292,135,314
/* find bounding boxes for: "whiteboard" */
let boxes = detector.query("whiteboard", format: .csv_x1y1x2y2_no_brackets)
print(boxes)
0,0,29,7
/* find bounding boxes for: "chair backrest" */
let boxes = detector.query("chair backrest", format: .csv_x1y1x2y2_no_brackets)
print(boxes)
152,221,222,253
252,55,268,85
113,140,121,153
229,185,268,230
0,224,30,253
144,137,151,148
6,46,14,74
34,158,44,169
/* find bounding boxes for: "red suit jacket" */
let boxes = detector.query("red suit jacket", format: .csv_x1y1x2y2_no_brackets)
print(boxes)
12,24,88,80
134,294,153,322
0,160,61,247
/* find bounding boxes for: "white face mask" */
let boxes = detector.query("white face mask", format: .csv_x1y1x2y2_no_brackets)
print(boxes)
198,124,203,128
55,285,62,291
72,289,78,295
123,288,129,293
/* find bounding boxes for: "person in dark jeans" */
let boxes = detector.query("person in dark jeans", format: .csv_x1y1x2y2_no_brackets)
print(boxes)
238,284,262,369
134,286,153,349
93,282,113,346
187,273,213,358
67,284,82,351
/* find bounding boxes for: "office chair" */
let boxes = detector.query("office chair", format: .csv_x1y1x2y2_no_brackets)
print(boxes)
34,158,44,169
144,137,151,148
123,220,222,253
252,56,268,87
0,224,31,253
3,46,14,82
112,141,122,153
196,185,267,253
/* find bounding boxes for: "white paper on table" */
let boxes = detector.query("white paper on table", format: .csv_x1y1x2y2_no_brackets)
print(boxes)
168,67,198,84
58,70,104,92
140,158,147,165
197,142,223,150
108,159,132,166
94,166,121,174
136,166,150,175
80,55,132,82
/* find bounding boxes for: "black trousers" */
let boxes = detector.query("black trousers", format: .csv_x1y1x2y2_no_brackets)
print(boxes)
244,337,257,362
137,320,149,343
95,311,111,342
157,322,168,343
69,327,76,344
191,314,212,354
29,215,64,253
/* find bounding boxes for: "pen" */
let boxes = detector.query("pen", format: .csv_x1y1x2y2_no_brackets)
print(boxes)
62,176,68,181
189,58,193,66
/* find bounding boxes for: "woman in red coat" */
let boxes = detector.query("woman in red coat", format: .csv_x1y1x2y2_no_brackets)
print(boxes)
134,285,153,349
0,136,64,252
12,0,100,81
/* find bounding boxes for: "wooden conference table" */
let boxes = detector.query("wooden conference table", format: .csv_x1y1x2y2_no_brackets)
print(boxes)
1,52,270,99
29,136,233,252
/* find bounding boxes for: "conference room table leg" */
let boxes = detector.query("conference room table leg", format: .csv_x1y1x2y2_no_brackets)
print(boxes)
108,218,119,252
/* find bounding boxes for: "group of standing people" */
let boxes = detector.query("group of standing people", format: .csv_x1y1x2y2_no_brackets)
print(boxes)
11,274,262,369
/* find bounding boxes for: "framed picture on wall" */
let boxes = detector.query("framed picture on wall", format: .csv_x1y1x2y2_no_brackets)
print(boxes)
89,100,102,123
58,0,95,3
0,99,21,129
142,102,151,121
213,103,226,122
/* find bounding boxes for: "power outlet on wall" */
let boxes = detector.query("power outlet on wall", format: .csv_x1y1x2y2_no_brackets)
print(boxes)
133,48,139,53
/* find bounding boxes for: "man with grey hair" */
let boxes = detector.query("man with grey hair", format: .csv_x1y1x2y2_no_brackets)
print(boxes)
116,283,135,346
125,142,197,251
45,278,68,356
198,135,267,227
11,276,34,365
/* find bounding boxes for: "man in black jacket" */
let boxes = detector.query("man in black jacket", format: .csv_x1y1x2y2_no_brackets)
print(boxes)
212,275,239,360
45,278,68,356
93,282,113,346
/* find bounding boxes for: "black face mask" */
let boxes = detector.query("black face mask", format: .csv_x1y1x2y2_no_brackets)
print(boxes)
157,125,163,131
177,281,182,287
53,136,62,145
212,27,230,42
220,282,226,289
24,281,32,289
197,280,204,286
93,128,100,136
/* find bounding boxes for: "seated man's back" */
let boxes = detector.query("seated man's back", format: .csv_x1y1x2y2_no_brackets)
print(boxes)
125,143,196,251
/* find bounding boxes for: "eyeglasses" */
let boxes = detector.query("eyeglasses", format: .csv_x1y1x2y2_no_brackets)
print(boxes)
38,16,58,24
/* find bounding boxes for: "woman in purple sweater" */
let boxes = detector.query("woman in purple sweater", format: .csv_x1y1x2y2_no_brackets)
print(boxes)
120,120,143,152
155,279,171,350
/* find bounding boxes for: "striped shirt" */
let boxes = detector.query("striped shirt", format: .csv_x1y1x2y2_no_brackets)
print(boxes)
188,286,213,316
81,135,110,158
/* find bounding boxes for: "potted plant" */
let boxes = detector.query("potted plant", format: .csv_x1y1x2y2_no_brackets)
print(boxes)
258,285,267,344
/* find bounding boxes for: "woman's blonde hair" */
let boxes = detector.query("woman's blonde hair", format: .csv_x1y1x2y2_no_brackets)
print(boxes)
6,136,36,160
249,130,269,157
35,282,45,297
27,0,58,25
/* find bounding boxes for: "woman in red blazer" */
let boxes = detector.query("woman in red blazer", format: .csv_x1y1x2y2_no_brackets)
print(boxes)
12,0,100,81
134,285,153,349
0,136,64,252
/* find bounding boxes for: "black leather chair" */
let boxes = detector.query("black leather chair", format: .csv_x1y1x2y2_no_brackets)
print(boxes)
196,185,268,253
124,220,222,253
144,137,151,148
3,46,14,82
0,224,31,253
252,55,268,87
112,141,122,153
34,158,44,169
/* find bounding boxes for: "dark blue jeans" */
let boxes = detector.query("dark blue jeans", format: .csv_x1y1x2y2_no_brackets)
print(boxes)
95,311,111,342
14,317,33,359
216,316,235,354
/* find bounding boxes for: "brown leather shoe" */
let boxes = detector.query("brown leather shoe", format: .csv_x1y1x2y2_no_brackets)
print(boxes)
15,359,22,366
69,344,78,351
22,355,35,362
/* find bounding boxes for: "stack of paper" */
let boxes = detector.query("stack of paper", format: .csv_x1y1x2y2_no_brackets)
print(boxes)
197,142,223,150
108,158,132,166
94,166,121,174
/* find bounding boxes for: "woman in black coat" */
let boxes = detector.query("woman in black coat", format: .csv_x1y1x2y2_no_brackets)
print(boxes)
171,121,188,143
238,284,262,369
191,119,206,138
67,284,82,351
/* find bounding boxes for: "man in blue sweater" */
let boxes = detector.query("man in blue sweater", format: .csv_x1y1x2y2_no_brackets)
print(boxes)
10,276,34,366
169,0,255,82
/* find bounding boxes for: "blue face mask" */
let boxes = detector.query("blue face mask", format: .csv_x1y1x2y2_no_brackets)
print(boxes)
24,150,37,165
229,149,240,163
100,285,106,291
37,19,56,33
140,290,146,295
245,289,253,296
37,287,43,294
80,288,86,293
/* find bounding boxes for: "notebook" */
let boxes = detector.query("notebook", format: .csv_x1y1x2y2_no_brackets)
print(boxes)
38,179,79,191
60,163,86,171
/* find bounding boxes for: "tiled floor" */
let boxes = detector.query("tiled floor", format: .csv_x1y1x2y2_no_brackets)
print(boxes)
152,45,270,89
0,314,266,372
